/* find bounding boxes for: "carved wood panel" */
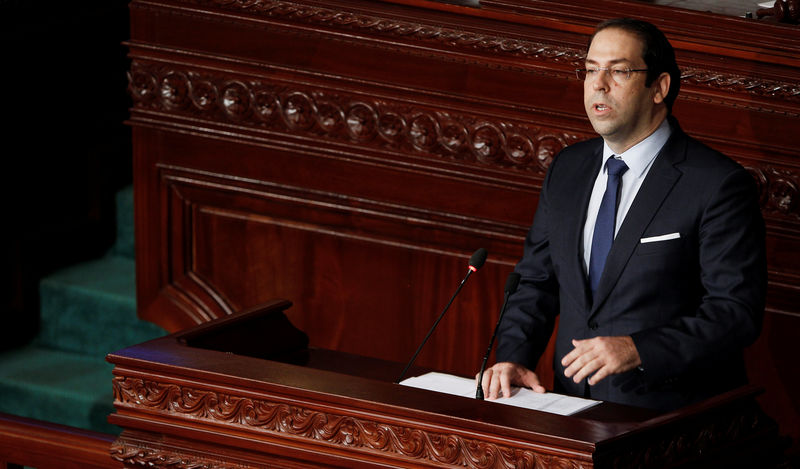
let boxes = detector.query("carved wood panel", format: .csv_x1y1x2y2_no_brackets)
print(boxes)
164,170,512,372
127,0,800,452
110,376,588,469
107,329,788,469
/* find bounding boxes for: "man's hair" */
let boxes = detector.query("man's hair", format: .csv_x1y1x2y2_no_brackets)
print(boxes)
590,18,681,112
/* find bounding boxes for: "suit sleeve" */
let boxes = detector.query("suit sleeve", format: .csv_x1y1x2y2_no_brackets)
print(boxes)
630,167,766,384
495,154,562,371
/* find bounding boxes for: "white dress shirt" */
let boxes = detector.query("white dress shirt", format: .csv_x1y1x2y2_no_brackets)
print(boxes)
582,118,672,273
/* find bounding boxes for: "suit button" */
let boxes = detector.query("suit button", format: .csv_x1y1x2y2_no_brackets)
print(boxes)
588,321,598,330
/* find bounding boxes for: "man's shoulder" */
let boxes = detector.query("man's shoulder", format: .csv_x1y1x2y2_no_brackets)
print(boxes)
549,137,603,171
672,128,744,174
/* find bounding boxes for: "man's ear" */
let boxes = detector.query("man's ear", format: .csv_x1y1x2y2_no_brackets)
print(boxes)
652,72,671,105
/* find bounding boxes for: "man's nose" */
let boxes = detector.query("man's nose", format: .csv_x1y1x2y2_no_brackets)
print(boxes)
593,69,612,90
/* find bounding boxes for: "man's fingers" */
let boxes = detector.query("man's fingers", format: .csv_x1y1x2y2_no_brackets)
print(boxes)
563,337,602,382
499,370,513,398
479,362,546,399
561,347,579,368
561,351,576,369
587,366,610,386
561,338,588,368
488,369,503,399
571,356,602,383
564,347,597,379
561,336,642,386
523,371,546,393
478,368,492,398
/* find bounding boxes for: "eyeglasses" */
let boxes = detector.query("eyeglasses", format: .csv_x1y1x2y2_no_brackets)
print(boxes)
576,67,648,84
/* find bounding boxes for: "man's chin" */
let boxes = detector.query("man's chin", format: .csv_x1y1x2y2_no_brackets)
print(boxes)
588,120,617,138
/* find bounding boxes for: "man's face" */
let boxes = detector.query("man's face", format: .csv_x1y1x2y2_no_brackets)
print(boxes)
583,28,667,153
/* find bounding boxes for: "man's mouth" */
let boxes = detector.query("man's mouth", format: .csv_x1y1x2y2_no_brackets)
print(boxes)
595,104,609,111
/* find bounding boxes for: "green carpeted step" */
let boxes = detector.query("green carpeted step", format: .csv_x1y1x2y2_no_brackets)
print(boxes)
0,344,118,434
35,255,165,357
111,185,135,260
0,185,166,436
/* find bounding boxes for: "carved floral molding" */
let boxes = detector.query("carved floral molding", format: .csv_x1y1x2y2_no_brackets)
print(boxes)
161,0,800,104
111,376,775,468
747,165,800,221
186,0,585,64
607,400,770,468
681,68,800,106
111,440,244,469
111,376,585,469
128,62,800,224
128,61,585,175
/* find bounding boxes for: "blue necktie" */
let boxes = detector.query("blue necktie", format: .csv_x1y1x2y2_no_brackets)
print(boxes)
589,157,629,294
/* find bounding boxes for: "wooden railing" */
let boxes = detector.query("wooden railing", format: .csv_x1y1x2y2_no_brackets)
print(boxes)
0,413,119,469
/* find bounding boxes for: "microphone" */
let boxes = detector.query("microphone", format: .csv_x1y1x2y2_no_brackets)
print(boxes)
395,248,488,383
475,271,521,399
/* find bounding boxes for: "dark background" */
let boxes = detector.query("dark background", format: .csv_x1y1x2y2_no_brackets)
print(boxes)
0,0,132,348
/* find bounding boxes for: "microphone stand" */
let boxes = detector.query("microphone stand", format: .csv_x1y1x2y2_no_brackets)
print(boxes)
476,272,520,399
395,248,487,384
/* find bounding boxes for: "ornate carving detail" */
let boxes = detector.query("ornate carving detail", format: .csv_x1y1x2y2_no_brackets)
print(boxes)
111,440,244,468
129,62,585,174
112,376,587,469
756,0,800,24
606,400,772,468
130,64,800,225
682,67,800,104
746,165,800,220
159,0,800,104
185,0,583,64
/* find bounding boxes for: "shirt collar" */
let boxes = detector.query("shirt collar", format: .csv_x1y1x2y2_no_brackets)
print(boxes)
602,118,672,177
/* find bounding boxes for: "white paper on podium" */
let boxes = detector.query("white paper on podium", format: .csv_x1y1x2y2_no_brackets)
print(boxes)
400,372,600,416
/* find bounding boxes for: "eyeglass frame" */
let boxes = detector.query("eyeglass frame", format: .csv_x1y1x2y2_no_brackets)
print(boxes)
575,67,649,83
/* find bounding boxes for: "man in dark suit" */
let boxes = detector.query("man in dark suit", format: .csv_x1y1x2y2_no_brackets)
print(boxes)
478,18,766,411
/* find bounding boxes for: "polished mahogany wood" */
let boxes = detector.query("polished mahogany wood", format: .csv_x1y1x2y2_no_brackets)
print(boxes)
0,413,120,469
107,301,788,468
126,0,800,455
757,0,800,24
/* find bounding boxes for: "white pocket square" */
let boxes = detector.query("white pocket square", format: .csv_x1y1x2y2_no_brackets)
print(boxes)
640,232,681,243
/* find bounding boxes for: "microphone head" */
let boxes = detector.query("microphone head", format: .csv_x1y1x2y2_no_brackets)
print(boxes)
504,272,521,294
468,248,488,272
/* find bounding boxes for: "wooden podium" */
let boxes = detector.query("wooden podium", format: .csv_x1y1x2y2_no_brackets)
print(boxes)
107,300,785,468
124,0,800,448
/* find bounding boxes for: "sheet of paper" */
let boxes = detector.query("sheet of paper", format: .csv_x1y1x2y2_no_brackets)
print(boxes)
400,372,600,416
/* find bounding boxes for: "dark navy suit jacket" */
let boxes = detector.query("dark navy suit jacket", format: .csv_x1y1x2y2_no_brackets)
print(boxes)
496,118,766,411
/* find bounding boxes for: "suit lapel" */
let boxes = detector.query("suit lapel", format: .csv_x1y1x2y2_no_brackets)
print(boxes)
561,145,602,313
589,126,687,315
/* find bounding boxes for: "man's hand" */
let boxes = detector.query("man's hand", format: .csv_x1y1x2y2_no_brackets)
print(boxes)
476,362,546,400
562,336,642,386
